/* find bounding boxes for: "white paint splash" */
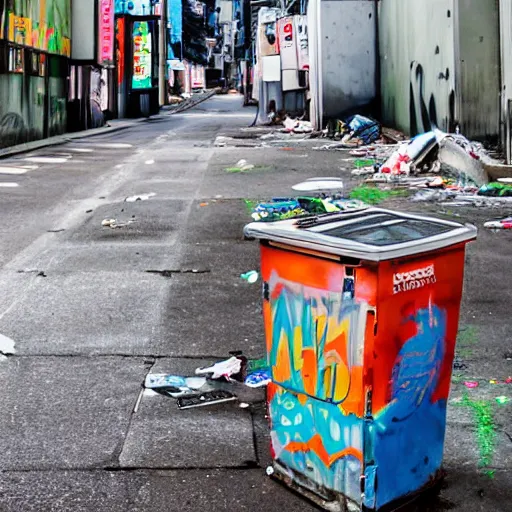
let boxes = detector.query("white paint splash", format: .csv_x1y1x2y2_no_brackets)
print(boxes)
0,166,29,175
24,157,69,164
0,333,15,355
125,193,156,202
92,143,133,149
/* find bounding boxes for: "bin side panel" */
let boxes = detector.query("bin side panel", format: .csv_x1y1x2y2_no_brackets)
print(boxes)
261,245,377,502
269,384,364,504
368,246,466,508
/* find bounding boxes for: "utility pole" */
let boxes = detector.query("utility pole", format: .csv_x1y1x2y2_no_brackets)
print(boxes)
159,0,168,106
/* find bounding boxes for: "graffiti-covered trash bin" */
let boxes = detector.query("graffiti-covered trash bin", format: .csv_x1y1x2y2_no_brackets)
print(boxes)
244,208,476,511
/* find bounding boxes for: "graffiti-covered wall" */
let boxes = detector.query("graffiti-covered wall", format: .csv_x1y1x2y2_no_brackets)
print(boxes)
379,0,500,140
379,0,456,136
2,0,71,56
0,1,71,149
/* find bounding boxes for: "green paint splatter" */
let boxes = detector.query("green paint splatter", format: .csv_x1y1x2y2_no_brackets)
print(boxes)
225,165,272,173
243,199,257,214
353,159,376,169
456,325,479,358
460,394,496,471
348,185,408,205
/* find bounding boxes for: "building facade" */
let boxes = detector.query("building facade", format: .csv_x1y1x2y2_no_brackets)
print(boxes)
0,0,71,148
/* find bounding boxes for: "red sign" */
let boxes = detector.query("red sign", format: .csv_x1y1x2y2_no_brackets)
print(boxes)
98,0,114,65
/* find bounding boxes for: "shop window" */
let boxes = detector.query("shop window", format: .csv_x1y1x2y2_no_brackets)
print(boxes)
8,46,24,73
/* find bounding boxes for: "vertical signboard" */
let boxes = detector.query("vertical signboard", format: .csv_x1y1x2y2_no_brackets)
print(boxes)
294,15,309,71
116,17,125,87
132,21,152,89
278,16,299,90
98,0,115,66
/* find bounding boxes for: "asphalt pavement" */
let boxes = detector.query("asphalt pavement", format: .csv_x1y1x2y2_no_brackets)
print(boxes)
0,95,510,511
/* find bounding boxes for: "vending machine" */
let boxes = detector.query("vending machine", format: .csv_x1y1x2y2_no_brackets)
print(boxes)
116,14,160,117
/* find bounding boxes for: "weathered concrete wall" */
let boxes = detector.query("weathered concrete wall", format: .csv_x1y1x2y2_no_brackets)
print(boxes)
457,0,500,141
500,0,512,160
0,74,46,149
379,0,500,140
379,0,456,136
320,0,376,119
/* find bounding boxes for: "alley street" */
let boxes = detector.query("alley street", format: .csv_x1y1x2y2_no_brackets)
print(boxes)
0,95,511,511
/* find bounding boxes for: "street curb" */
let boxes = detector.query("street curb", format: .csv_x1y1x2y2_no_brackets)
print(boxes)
0,90,218,159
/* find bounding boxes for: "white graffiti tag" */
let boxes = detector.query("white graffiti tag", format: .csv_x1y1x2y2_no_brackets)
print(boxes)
393,265,436,294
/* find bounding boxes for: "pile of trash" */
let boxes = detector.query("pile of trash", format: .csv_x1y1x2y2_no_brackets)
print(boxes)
324,115,381,146
247,195,368,222
144,353,270,410
282,116,313,134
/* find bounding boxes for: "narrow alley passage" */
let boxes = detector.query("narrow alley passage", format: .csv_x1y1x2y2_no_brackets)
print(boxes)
0,95,511,512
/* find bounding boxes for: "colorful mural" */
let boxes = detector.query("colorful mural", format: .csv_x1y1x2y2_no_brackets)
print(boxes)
132,21,152,89
3,0,71,57
261,242,467,510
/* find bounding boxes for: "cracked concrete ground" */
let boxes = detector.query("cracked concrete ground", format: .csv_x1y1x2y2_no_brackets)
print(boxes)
0,95,510,511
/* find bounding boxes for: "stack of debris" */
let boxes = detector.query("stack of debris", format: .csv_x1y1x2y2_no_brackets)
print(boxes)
144,353,270,410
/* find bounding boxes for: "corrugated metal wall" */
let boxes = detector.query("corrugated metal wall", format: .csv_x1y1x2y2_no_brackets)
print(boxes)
457,0,500,141
379,0,456,136
320,0,377,119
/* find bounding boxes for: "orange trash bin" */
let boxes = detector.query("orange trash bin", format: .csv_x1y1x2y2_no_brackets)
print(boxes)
244,207,477,511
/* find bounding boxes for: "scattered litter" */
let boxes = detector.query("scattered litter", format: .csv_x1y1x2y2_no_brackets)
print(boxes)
266,466,275,476
195,356,246,381
225,159,259,173
145,374,210,398
464,381,479,389
200,202,209,207
146,269,210,277
145,160,155,165
248,358,268,372
489,379,499,385
282,116,313,134
352,166,376,176
177,390,237,409
495,396,510,405
484,217,512,230
86,209,93,213
506,377,512,383
125,193,156,202
241,271,259,284
37,271,47,278
244,370,271,388
143,388,161,397
0,333,15,355
292,178,344,192
248,195,368,222
453,357,468,370
239,402,250,409
411,189,457,203
101,218,136,229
